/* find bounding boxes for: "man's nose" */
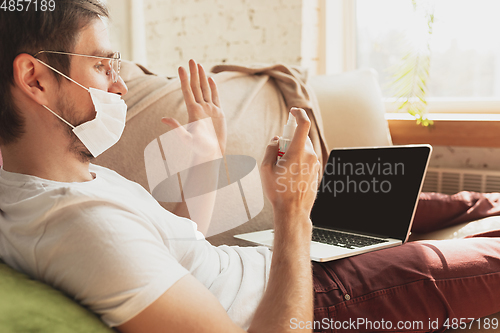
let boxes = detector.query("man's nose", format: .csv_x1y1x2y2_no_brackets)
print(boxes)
109,75,128,96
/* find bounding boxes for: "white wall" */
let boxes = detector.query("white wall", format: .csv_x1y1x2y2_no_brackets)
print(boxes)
106,0,321,77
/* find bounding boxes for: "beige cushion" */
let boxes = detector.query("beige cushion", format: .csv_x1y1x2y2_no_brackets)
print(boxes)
95,66,394,247
95,62,312,246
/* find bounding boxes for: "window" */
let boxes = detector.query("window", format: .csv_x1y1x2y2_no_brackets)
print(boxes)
325,0,500,114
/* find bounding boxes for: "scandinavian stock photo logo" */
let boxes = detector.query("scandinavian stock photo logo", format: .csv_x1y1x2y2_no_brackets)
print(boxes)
320,156,405,196
274,155,405,196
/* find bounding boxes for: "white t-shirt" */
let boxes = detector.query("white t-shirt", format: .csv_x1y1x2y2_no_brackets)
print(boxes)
0,164,272,328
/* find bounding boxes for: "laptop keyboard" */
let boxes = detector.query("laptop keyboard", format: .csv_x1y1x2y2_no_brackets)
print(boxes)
311,228,388,250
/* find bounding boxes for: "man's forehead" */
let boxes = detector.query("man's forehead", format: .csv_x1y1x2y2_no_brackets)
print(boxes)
73,18,113,57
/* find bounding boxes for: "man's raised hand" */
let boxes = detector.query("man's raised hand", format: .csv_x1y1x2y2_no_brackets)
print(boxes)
162,59,227,155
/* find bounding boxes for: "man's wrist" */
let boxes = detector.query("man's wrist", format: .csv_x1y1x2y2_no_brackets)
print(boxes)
272,206,312,226
272,209,312,246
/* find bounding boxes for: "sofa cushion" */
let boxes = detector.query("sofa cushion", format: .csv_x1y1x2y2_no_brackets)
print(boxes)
411,191,500,234
94,61,328,246
0,260,114,333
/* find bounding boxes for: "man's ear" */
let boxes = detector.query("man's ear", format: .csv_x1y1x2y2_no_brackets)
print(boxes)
12,53,55,106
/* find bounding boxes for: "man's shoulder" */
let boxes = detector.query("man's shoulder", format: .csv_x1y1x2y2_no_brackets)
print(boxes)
89,163,148,194
1,164,151,227
89,163,125,181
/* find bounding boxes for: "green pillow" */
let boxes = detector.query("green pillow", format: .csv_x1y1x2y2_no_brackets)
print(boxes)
0,260,115,333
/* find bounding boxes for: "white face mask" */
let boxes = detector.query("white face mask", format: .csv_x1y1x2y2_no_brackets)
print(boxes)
37,59,127,157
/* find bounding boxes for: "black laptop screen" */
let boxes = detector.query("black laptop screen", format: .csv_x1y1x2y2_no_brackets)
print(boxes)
310,145,431,241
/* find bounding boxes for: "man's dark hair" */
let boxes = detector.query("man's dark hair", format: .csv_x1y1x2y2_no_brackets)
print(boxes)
0,0,109,145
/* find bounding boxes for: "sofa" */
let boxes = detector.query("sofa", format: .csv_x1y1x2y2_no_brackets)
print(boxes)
0,61,499,332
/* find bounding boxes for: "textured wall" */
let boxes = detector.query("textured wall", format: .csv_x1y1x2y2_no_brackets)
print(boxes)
107,0,320,76
144,0,304,76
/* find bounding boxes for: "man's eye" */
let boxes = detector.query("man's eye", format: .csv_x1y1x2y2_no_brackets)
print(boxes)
95,63,105,71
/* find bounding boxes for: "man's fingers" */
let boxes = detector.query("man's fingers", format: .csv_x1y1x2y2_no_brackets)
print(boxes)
261,136,280,168
208,77,221,107
189,59,204,103
178,66,196,107
286,107,311,155
198,64,212,103
161,117,183,129
161,117,192,140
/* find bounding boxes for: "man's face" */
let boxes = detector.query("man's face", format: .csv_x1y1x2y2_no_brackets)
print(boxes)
54,18,128,160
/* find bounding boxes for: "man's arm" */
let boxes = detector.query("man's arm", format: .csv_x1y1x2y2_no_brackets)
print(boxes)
248,209,313,333
117,108,319,333
166,60,225,235
116,274,246,333
249,107,317,332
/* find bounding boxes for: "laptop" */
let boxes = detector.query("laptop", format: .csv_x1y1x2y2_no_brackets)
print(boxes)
235,144,432,262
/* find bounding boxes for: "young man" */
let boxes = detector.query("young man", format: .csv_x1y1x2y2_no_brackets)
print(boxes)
0,2,317,332
0,1,499,333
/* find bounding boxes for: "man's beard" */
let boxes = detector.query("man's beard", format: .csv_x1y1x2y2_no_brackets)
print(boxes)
56,97,95,163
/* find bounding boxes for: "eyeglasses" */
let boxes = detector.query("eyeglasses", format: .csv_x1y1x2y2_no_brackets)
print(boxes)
33,50,121,83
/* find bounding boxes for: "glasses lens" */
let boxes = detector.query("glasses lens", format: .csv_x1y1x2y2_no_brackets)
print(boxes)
112,52,121,83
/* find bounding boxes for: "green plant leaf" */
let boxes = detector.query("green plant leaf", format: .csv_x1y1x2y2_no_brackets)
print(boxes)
388,0,436,127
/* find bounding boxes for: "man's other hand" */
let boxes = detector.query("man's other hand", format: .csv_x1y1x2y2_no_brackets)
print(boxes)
260,107,321,223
